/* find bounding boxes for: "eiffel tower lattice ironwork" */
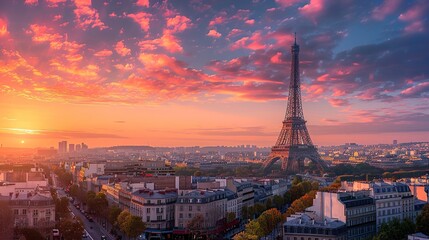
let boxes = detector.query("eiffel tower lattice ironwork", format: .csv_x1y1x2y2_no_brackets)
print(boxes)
263,35,327,173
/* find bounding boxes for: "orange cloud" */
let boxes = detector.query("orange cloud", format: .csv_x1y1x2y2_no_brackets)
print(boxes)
73,0,107,30
94,49,113,57
45,0,66,7
166,15,192,33
136,0,149,7
128,12,151,32
207,29,222,38
0,18,8,36
138,30,183,53
115,41,131,56
24,0,38,5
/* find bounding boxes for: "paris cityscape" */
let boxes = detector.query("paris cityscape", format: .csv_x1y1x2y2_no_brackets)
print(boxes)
1,0,429,240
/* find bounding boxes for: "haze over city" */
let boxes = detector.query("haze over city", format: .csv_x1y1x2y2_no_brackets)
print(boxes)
1,0,429,148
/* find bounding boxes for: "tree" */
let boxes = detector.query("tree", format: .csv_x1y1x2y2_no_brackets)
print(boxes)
373,218,415,240
257,208,282,236
244,220,264,238
417,204,429,235
292,176,302,186
55,197,70,219
117,209,131,231
69,184,79,198
265,198,273,209
18,228,44,240
227,212,236,223
59,218,84,240
0,201,14,239
273,195,284,209
122,215,146,239
109,205,122,225
187,214,205,239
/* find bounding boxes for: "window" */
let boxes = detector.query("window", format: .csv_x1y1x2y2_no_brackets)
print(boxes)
147,208,151,213
180,206,183,211
157,216,162,221
188,213,192,218
22,209,27,215
179,213,183,218
197,206,201,211
189,206,192,211
33,210,38,216
14,209,19,215
147,216,150,222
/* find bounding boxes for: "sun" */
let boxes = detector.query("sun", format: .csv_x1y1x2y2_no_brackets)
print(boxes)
21,140,25,144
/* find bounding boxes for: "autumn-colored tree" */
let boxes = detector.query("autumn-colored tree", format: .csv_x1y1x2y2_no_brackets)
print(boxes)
117,209,131,231
417,204,429,235
122,215,146,239
187,214,205,239
257,208,282,236
245,220,264,238
284,190,317,218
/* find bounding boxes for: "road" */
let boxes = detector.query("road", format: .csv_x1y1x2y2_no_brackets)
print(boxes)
52,174,115,240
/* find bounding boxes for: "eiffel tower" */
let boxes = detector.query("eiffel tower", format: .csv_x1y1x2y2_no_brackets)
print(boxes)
263,34,327,173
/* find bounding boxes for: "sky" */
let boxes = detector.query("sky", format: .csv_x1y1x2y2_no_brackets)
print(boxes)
0,0,429,148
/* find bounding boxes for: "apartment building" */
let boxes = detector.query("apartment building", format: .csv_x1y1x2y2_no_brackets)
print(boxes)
130,189,178,239
174,190,227,236
308,191,376,240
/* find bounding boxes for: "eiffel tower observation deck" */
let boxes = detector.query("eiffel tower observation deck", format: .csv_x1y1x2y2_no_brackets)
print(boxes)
263,34,327,173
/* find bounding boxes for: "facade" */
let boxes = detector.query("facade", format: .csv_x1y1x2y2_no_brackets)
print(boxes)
174,190,227,236
308,191,376,240
9,192,55,228
226,179,254,209
283,212,347,240
130,189,178,239
342,181,412,231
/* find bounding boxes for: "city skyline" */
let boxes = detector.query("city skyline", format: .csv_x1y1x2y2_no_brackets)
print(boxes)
1,0,429,148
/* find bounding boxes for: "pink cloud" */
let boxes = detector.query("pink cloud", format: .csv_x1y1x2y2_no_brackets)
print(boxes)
94,49,113,57
230,31,266,51
270,52,283,64
28,24,63,48
24,0,38,6
138,30,183,53
128,12,151,32
45,0,66,7
328,98,350,107
399,3,426,21
404,21,424,33
207,29,222,38
209,12,227,26
73,0,107,30
166,15,192,33
115,41,131,56
135,0,149,7
275,0,303,8
372,0,402,20
299,0,325,20
245,19,255,25
227,28,243,38
114,63,134,71
0,18,8,36
400,82,429,97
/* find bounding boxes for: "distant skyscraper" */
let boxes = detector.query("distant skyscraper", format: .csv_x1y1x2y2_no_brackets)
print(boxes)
75,144,81,152
69,144,75,152
58,141,67,153
81,142,88,151
393,140,398,145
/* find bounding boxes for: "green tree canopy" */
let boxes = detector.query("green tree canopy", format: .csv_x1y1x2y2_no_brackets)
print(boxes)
417,204,429,236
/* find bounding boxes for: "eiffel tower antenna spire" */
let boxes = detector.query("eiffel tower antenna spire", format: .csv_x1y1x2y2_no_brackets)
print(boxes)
263,34,327,173
294,32,296,45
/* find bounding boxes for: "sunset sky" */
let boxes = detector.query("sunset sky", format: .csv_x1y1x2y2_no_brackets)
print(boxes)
1,0,429,148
